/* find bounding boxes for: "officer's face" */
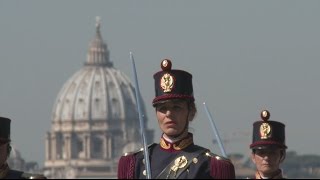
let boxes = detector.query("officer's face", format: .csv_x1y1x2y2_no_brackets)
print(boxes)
0,140,9,167
156,100,192,137
251,148,283,177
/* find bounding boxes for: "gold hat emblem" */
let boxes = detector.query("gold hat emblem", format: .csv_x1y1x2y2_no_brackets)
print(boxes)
260,122,271,139
160,73,174,92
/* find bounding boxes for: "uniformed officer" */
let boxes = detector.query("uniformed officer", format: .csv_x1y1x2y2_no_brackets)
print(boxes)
0,117,46,179
118,59,235,179
250,110,287,179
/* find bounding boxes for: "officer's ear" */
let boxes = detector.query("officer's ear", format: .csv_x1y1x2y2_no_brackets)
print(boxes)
188,110,196,121
251,150,257,164
7,145,12,157
279,149,286,163
187,101,197,122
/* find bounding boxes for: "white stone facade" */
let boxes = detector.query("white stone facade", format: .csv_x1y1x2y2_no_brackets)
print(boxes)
44,19,154,179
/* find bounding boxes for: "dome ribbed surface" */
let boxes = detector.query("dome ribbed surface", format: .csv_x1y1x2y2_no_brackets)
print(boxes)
52,66,140,122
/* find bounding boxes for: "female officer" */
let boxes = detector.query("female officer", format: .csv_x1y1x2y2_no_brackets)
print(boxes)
118,59,235,179
250,110,287,179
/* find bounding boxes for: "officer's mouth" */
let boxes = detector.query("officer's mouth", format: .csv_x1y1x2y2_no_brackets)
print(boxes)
165,121,177,127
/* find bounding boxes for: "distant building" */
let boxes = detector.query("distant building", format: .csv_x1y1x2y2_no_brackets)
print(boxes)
7,147,25,171
7,146,42,174
44,18,154,179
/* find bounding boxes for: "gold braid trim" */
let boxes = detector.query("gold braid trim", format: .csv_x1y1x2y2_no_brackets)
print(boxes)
160,138,171,149
173,136,193,150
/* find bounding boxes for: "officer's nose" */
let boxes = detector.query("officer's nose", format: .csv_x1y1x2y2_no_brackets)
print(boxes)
263,154,270,160
165,110,171,117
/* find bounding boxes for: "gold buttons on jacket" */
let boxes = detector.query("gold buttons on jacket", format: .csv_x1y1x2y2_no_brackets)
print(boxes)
192,158,198,164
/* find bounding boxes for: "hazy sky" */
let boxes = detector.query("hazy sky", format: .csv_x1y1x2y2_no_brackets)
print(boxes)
1,0,320,166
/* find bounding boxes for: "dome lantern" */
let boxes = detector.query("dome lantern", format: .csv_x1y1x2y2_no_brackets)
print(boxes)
85,16,112,67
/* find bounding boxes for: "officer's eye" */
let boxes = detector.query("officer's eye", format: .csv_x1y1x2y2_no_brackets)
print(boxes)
0,140,9,146
256,150,277,156
157,106,168,113
173,105,183,111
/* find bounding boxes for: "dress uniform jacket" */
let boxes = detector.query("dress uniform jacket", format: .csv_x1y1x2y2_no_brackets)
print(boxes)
118,133,235,179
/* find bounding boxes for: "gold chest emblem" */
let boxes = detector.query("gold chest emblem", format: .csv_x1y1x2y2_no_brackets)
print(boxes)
171,156,188,172
160,73,174,92
260,122,271,139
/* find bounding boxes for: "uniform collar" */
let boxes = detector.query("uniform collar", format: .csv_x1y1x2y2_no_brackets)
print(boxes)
0,163,9,179
255,169,284,179
159,133,194,152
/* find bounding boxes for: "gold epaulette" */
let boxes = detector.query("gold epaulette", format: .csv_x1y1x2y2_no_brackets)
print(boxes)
205,151,231,162
21,173,47,179
122,143,157,157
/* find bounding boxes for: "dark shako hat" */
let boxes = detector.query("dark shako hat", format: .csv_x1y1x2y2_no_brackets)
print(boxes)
0,117,11,140
152,59,194,106
250,110,287,150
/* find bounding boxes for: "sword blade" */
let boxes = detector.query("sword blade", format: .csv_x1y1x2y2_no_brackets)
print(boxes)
203,102,228,158
130,52,152,179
